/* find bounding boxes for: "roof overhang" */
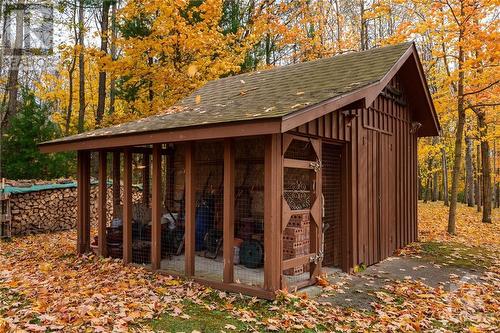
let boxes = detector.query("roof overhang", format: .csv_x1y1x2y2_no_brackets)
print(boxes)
39,43,440,154
39,118,282,153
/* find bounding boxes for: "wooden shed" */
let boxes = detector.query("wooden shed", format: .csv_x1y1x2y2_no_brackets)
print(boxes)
40,42,440,299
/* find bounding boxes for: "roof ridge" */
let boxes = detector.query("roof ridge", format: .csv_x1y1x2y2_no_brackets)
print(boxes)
196,42,413,88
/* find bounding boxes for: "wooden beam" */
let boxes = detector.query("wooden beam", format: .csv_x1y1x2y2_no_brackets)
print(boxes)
151,144,162,270
283,158,313,169
283,255,312,270
310,141,322,278
223,139,235,283
123,150,133,264
39,119,281,153
98,151,107,257
143,153,150,206
184,142,195,276
112,152,120,217
77,151,91,254
165,147,175,209
264,134,282,291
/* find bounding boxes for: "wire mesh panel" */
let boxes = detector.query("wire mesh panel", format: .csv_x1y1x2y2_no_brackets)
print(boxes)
322,143,342,268
193,141,224,281
282,137,320,287
106,152,124,260
160,144,186,274
284,139,318,161
233,138,265,287
131,153,151,267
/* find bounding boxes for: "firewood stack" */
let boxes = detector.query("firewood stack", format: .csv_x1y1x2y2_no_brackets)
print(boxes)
283,212,310,276
8,185,143,235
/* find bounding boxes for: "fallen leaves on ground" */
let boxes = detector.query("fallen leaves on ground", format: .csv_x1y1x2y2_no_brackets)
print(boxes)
418,201,499,247
0,232,210,332
0,202,499,332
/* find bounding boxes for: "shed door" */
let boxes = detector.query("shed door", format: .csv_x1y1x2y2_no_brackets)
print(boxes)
281,134,322,288
367,130,396,263
378,132,396,259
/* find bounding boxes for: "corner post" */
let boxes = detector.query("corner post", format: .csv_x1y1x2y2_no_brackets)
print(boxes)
151,144,162,270
77,150,91,254
184,142,195,276
223,139,235,283
98,151,107,257
142,152,150,206
112,152,121,217
264,134,282,291
123,150,132,264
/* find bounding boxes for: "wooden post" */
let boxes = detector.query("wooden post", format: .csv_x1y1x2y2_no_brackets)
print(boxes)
223,139,235,283
77,150,91,254
264,134,282,291
123,150,132,264
184,142,195,276
151,144,162,270
98,151,108,257
112,152,121,217
143,153,150,206
165,146,175,209
310,141,322,278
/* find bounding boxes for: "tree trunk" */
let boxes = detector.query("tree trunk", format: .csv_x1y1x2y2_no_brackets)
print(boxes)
441,145,449,206
77,0,86,133
432,137,439,202
476,144,482,212
1,3,24,131
359,0,367,50
96,0,111,127
465,133,475,206
478,112,492,223
447,30,465,235
109,0,118,115
494,141,499,209
65,62,76,135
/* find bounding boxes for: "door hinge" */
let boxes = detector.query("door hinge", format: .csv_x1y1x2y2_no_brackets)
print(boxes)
310,160,322,173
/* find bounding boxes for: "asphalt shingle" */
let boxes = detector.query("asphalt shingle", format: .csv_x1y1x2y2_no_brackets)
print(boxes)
43,42,412,144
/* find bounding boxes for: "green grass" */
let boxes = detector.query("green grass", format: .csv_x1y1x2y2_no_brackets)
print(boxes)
147,290,327,332
419,241,497,269
149,300,245,332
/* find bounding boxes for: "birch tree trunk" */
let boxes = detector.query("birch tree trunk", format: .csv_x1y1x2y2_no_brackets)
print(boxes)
1,2,24,131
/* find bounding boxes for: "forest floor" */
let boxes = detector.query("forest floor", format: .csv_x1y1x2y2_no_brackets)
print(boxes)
0,202,498,332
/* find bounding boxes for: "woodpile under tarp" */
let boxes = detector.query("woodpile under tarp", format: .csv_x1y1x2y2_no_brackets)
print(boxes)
2,180,142,235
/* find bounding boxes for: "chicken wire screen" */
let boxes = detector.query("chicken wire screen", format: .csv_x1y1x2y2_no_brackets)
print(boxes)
160,144,186,275
193,141,224,281
233,138,265,287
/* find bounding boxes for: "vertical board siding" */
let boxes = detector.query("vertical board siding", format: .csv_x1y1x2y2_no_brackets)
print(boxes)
290,75,417,272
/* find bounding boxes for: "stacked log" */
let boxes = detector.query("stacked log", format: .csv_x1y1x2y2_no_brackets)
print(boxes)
9,185,143,236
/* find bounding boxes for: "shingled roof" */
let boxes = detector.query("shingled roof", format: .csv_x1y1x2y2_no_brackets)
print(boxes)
40,42,439,151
